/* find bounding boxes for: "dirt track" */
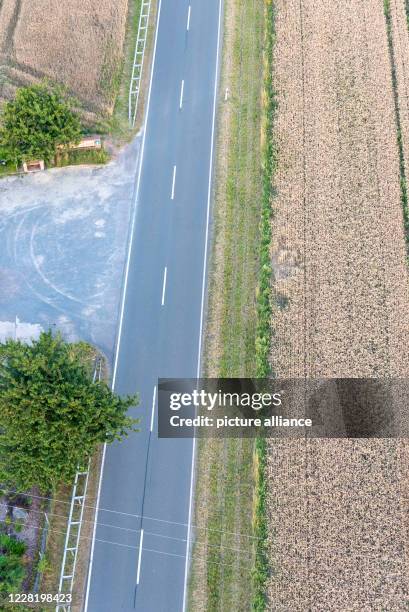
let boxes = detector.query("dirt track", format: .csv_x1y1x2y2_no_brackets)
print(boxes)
268,0,409,609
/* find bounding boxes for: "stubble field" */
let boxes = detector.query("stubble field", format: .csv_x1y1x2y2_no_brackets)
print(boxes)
268,0,409,609
0,0,128,118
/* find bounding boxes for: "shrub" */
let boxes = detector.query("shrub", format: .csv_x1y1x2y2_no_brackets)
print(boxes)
0,554,25,594
0,83,82,165
0,534,26,557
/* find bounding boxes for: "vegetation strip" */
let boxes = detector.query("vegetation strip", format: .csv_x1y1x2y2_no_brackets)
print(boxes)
255,0,276,380
384,0,409,253
253,1,276,610
107,0,143,137
189,0,266,608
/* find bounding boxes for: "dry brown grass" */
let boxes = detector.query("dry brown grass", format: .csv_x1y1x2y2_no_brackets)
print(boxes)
0,0,128,117
268,0,409,609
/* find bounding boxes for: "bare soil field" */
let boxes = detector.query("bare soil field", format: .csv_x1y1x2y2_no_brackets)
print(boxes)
268,0,409,609
0,0,128,118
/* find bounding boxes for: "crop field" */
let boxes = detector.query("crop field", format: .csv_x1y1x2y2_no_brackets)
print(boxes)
0,0,128,119
267,0,409,609
268,439,409,610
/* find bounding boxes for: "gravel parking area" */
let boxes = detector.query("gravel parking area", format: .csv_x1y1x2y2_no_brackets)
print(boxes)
0,137,140,365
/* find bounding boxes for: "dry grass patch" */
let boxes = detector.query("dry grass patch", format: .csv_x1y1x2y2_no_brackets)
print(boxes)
108,0,159,139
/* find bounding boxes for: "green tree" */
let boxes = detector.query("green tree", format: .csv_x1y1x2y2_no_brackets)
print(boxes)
0,83,81,166
0,332,137,492
0,555,25,594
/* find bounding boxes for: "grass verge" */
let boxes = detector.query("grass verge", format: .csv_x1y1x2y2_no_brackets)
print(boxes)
104,0,142,138
253,438,268,611
255,0,276,379
253,2,277,610
189,0,271,609
69,448,102,612
55,148,110,168
102,0,157,141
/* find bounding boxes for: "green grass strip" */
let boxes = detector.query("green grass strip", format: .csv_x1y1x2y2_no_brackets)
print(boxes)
253,1,277,610
98,0,143,138
253,437,268,611
255,0,277,378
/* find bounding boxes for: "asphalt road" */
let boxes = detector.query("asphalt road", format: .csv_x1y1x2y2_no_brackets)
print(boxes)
84,1,223,611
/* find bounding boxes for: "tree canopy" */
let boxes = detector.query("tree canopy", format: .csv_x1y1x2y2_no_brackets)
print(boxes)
0,332,137,492
0,83,82,165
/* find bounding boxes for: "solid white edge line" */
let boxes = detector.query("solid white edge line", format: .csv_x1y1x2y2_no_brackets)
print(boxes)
136,529,144,585
186,5,191,31
83,1,163,610
171,165,177,200
161,267,167,306
182,0,223,611
150,386,157,432
180,79,185,109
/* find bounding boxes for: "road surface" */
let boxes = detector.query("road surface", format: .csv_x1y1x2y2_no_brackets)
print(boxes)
85,1,223,610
